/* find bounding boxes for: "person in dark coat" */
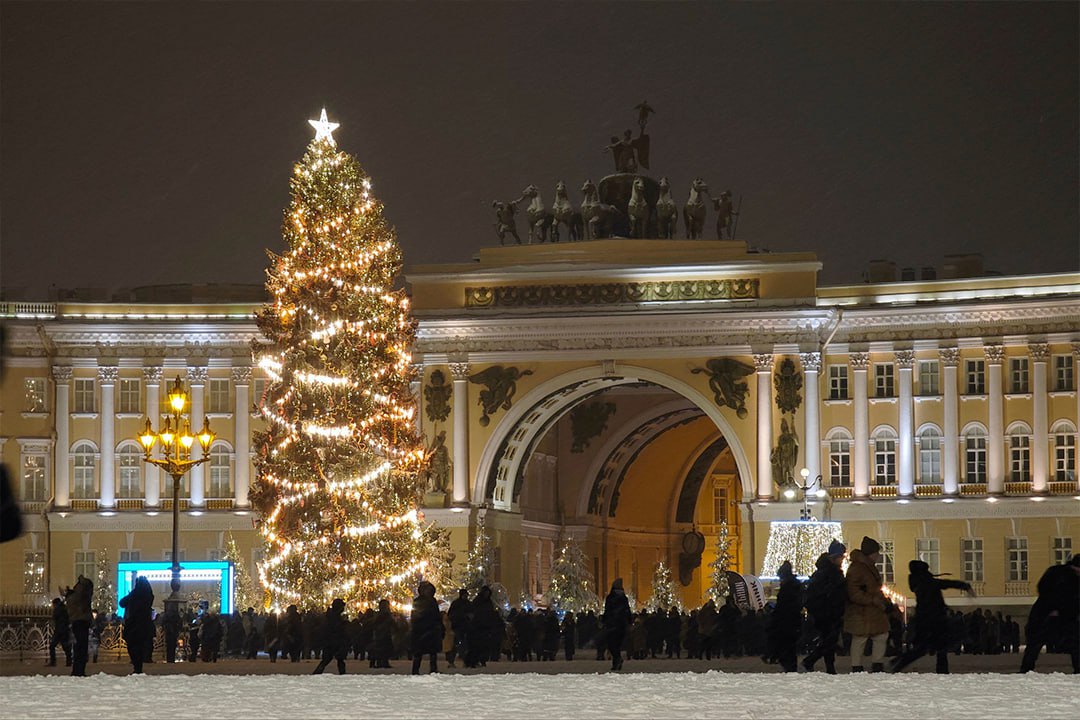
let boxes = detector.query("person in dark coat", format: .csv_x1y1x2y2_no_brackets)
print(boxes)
283,604,302,662
65,575,93,676
446,588,470,667
409,581,443,674
312,598,350,674
466,586,499,668
602,578,632,671
802,540,848,673
561,611,577,661
369,599,395,668
890,560,973,674
1020,554,1080,674
766,560,803,672
200,610,223,662
47,596,72,667
118,576,154,674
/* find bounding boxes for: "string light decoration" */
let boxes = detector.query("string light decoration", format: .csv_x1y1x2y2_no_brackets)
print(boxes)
544,538,599,614
646,560,682,611
455,516,494,595
705,521,733,603
760,520,844,579
250,109,438,612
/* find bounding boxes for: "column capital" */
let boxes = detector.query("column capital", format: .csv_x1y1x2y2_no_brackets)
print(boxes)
231,366,253,384
51,365,73,382
799,352,822,373
97,366,119,385
1073,342,1080,358
752,353,774,372
1028,343,1050,362
984,345,1005,365
143,366,163,384
449,362,471,380
939,347,960,367
849,352,870,371
187,366,209,385
895,350,916,369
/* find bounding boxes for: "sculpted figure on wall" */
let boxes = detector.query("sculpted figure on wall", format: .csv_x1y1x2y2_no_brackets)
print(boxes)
424,369,452,423
468,365,534,426
691,358,756,418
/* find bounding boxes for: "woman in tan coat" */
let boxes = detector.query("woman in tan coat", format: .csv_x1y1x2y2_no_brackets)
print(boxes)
844,536,890,672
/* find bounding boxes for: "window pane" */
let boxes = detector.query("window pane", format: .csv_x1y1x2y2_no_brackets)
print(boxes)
24,378,47,412
24,551,46,594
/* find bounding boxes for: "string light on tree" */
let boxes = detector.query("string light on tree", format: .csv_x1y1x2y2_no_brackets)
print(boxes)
250,108,439,611
544,538,599,614
706,521,733,603
646,560,681,611
761,520,844,579
456,515,493,596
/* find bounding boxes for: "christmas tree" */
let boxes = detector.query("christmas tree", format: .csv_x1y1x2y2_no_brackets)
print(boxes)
706,521,733,603
646,560,681,611
455,516,493,595
224,531,260,611
92,548,114,613
544,538,598,613
251,109,434,612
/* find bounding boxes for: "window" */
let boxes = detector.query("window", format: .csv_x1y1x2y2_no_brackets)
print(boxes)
965,360,985,395
1053,354,1074,391
961,538,984,582
207,549,226,562
208,443,232,497
74,550,95,580
918,428,942,483
712,484,729,524
1009,358,1029,393
21,452,48,502
1053,424,1076,482
208,378,231,414
24,378,47,412
1009,433,1031,482
163,550,186,563
918,361,939,396
828,433,852,487
72,442,97,498
916,538,940,576
161,473,190,498
1006,537,1028,581
119,550,140,563
117,443,143,498
828,365,848,400
118,379,141,413
964,428,987,483
1052,537,1072,566
252,377,268,412
873,430,897,485
874,364,894,398
73,378,95,413
876,540,895,584
23,551,46,594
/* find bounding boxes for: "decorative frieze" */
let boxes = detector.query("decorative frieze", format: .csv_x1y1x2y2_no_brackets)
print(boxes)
142,366,163,384
799,352,821,373
187,366,209,384
97,366,119,385
465,278,759,308
894,350,916,368
849,352,870,371
984,345,1005,365
231,366,253,384
752,354,774,373
51,366,73,382
1028,343,1050,362
939,347,960,367
448,362,470,381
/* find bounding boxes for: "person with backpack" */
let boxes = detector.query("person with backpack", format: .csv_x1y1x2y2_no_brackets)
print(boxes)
802,540,847,674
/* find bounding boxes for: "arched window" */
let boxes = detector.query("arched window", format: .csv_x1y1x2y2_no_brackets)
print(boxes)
1052,420,1077,483
116,442,144,498
873,427,897,485
964,426,987,483
208,442,232,498
72,442,97,499
918,426,942,483
1007,422,1032,483
826,429,852,487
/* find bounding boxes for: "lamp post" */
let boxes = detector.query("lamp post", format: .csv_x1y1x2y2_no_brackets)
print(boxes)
785,467,827,521
137,376,215,619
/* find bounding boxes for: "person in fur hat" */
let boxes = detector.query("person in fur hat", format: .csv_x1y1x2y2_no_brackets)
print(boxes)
844,536,890,672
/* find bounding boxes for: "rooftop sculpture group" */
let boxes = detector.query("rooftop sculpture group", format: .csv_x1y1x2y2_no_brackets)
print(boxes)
492,102,740,244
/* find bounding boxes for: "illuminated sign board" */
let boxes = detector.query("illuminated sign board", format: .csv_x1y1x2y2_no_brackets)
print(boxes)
115,561,234,617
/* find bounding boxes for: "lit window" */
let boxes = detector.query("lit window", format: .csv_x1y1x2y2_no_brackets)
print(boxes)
118,379,141,414
917,538,940,576
73,378,95,413
72,442,97,498
966,360,985,395
828,365,848,400
208,379,231,414
1006,537,1028,581
1009,358,1029,393
1009,433,1031,482
961,538,984,582
23,551,46,594
918,361,939,396
875,540,895,584
24,378,47,412
1053,425,1076,482
208,444,232,498
21,452,48,502
918,427,942,483
828,434,852,487
874,431,897,485
964,428,987,483
117,443,143,498
252,377,268,412
874,364,894,398
712,484,729,525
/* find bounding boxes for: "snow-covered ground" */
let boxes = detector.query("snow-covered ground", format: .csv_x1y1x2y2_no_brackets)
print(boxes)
1,671,1075,719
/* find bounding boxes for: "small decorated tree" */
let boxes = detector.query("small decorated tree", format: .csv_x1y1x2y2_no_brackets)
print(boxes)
646,560,681,611
455,516,493,595
92,548,115,613
706,521,733,603
544,538,598,614
224,531,260,611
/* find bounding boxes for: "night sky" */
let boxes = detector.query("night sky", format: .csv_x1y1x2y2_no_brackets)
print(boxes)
1,2,1077,298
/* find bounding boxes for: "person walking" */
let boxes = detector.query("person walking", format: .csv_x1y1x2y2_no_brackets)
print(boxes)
409,581,443,674
766,560,803,672
602,578,632,671
283,604,302,662
47,596,72,667
889,560,974,674
844,536,890,673
312,598,350,675
561,611,577,661
446,588,470,668
802,540,847,674
369,599,395,668
465,586,499,668
65,575,93,676
1020,554,1080,674
118,576,154,674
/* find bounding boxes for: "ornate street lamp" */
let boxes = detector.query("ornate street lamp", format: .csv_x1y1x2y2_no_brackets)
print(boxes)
786,467,828,521
137,375,215,617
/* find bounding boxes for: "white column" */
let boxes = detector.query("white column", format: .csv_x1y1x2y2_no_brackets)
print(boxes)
143,367,162,507
851,352,870,498
449,363,470,506
232,366,251,508
409,363,424,436
188,366,208,506
985,345,1005,495
800,352,822,483
1030,343,1049,494
896,350,915,497
98,366,118,509
754,353,774,500
52,366,72,507
941,347,960,495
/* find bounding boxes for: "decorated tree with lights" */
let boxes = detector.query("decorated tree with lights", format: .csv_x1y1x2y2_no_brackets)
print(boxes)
705,521,733,603
251,109,435,611
224,532,260,611
646,560,681,611
544,538,598,613
455,517,493,595
92,548,115,613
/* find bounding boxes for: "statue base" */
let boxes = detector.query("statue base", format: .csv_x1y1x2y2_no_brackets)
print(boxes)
423,491,449,509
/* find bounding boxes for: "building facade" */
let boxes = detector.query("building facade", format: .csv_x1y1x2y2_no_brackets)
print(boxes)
2,239,1078,615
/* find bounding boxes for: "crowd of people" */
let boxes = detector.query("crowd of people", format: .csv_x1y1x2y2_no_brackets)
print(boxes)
45,538,1078,676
